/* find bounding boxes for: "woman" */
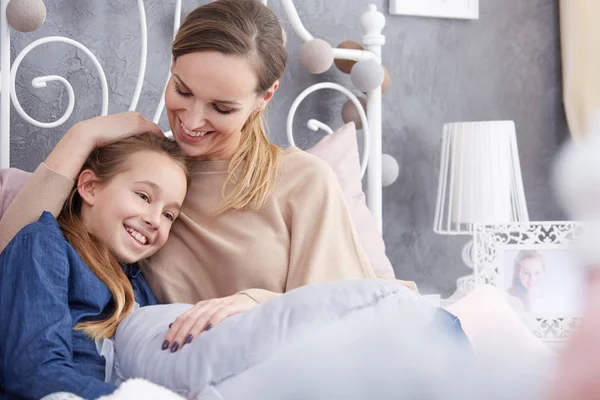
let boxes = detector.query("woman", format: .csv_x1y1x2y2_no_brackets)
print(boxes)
0,0,422,354
506,250,546,312
0,134,189,399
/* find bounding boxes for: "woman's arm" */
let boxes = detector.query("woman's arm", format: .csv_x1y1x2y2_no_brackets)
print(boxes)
284,159,377,288
0,112,162,252
0,229,116,399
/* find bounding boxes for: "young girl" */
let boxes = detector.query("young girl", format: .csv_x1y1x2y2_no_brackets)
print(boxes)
506,250,546,312
0,134,189,399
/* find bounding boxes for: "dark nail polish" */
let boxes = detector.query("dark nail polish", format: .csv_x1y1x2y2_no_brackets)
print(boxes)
171,342,179,353
169,323,172,328
206,323,212,331
162,340,169,350
185,334,193,344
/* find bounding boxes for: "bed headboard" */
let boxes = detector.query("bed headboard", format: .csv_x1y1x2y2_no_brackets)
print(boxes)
0,0,387,230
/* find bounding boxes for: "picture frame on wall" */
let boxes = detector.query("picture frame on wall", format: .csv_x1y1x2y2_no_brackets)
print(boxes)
389,0,479,20
473,221,585,343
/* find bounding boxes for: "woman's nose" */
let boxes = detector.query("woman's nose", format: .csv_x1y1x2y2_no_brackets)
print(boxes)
182,104,208,130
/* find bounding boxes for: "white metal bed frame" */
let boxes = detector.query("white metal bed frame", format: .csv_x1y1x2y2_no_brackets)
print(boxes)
0,0,387,230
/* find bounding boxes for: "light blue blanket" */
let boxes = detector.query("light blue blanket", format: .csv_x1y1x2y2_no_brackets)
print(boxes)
113,279,479,399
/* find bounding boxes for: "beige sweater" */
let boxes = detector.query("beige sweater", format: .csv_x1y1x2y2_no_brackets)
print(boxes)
0,147,382,304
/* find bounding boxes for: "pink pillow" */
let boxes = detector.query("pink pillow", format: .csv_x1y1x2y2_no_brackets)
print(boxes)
0,168,32,218
307,122,396,279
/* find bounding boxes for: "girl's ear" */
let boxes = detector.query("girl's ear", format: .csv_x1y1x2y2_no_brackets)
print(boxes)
77,169,100,207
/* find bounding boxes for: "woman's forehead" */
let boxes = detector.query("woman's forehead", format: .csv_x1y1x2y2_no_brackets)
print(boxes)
173,51,258,99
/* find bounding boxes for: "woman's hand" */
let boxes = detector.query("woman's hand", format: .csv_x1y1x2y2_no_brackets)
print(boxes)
162,293,258,353
70,111,163,148
45,112,163,180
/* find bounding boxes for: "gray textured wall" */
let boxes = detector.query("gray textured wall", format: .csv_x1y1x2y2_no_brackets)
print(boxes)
8,0,567,296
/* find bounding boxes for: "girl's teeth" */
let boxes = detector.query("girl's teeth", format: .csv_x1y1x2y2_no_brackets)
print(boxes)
125,227,148,245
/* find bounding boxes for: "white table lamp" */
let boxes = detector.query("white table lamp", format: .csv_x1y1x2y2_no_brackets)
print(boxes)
434,120,529,299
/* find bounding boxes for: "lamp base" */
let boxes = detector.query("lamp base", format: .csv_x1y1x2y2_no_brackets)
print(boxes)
441,240,478,307
441,273,478,307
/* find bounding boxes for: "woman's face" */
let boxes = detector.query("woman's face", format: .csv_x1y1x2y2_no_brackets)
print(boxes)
165,51,272,160
518,258,544,291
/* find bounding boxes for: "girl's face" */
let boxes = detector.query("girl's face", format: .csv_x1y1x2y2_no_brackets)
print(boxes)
165,51,275,160
79,150,188,263
519,258,545,291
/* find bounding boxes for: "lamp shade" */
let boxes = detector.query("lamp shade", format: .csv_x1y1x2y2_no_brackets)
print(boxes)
434,120,529,235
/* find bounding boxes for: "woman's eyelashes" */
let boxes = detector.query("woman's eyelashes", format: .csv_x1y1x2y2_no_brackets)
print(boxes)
213,105,234,115
173,84,235,115
174,84,192,98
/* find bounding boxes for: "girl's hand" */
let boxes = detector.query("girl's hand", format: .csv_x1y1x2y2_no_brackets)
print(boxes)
162,294,258,353
70,111,163,148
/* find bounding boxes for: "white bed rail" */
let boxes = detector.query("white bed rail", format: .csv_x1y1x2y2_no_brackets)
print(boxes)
282,1,386,231
0,0,386,231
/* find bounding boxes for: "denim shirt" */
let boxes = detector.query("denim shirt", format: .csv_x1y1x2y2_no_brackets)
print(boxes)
0,212,158,400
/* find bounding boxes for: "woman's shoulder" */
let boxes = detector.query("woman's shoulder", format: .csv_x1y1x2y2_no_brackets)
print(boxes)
279,147,336,182
273,147,338,200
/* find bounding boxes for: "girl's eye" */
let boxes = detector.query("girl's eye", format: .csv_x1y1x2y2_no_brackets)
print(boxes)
136,192,150,202
174,84,192,98
213,105,234,115
163,212,175,221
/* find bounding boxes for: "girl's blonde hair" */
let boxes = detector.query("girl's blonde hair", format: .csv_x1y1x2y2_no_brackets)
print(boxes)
507,250,546,308
57,134,189,339
172,0,287,213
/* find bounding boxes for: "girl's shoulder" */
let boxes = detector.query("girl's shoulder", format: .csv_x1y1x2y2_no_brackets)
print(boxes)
0,212,79,290
2,212,68,257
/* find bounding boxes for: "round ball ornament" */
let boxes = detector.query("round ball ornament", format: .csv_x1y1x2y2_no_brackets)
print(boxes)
381,66,391,93
334,40,364,74
300,39,334,74
350,59,385,92
6,0,46,32
341,97,367,129
382,153,400,187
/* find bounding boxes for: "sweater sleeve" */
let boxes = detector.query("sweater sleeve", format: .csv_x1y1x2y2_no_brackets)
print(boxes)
0,167,32,217
284,161,377,289
0,230,116,399
0,163,74,252
239,158,376,305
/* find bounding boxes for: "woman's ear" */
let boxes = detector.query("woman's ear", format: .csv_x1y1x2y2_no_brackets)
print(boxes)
255,80,280,112
77,169,100,207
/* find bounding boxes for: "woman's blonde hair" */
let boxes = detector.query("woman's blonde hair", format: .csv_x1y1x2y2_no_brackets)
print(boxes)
57,134,189,339
172,0,287,213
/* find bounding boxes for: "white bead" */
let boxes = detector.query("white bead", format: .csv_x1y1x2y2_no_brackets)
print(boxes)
350,59,384,92
382,153,400,187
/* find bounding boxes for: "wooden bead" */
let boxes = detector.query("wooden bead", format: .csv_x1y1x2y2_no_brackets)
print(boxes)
334,40,363,74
